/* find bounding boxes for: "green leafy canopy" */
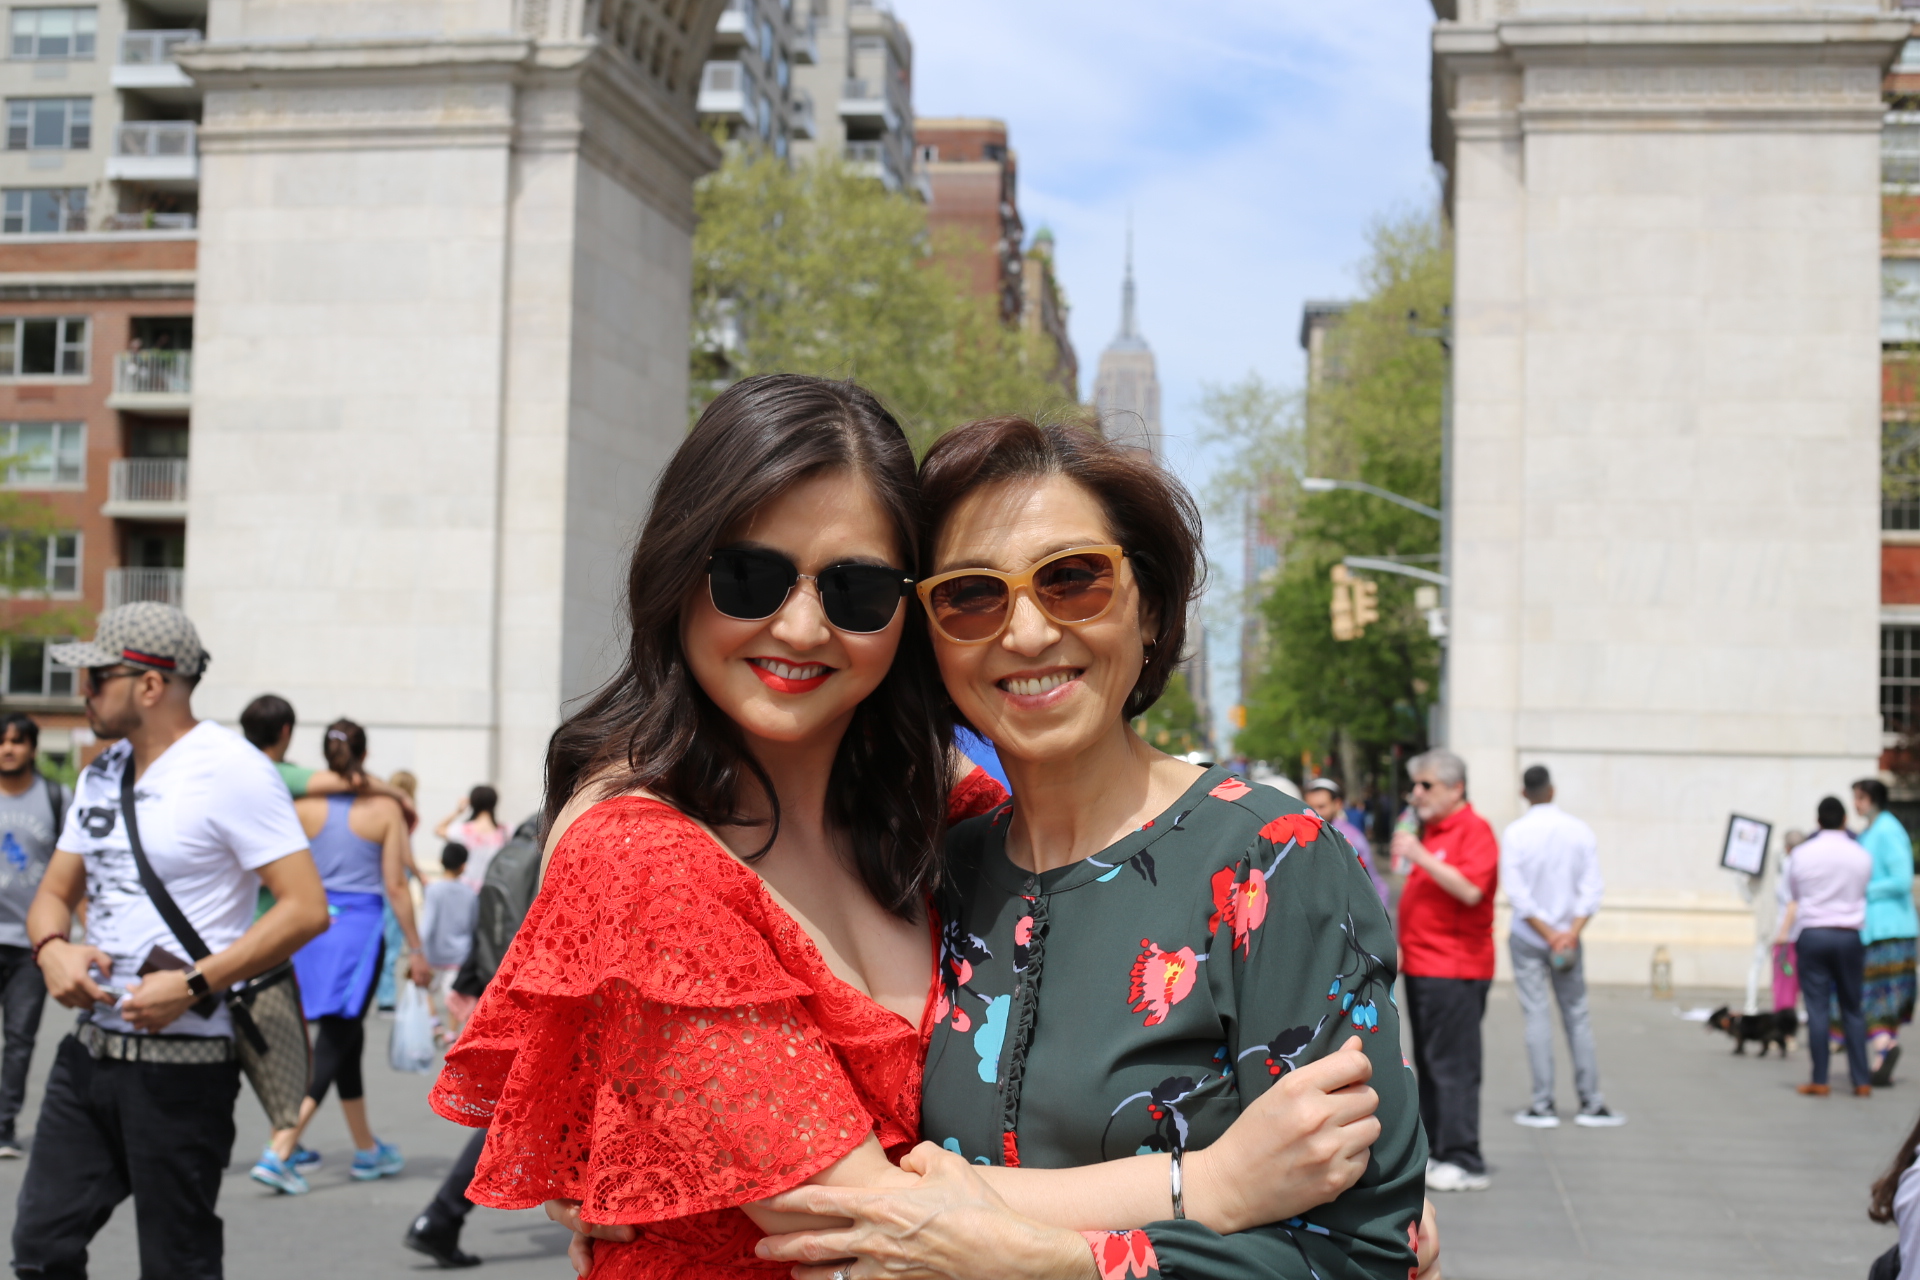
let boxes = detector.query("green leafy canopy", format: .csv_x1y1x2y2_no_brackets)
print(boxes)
1203,208,1448,783
691,145,1077,451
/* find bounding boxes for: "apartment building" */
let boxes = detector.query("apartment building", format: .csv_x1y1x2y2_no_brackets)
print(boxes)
695,0,817,157
0,0,199,748
917,117,1077,397
788,0,919,196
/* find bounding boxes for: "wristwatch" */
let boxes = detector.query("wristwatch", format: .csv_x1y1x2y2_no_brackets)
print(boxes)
182,965,210,999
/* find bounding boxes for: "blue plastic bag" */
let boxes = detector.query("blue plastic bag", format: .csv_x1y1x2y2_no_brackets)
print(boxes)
389,982,437,1074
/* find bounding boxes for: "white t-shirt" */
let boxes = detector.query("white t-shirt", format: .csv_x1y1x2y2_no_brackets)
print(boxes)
60,721,310,1037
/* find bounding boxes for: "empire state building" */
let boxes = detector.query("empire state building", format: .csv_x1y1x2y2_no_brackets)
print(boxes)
1092,234,1162,457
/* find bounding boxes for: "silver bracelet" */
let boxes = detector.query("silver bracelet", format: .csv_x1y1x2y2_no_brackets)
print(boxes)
1169,1147,1185,1220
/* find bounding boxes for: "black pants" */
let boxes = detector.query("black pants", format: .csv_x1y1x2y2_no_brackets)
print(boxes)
12,1034,241,1280
1798,927,1871,1088
0,944,45,1142
1404,974,1490,1175
308,941,382,1105
424,1128,487,1231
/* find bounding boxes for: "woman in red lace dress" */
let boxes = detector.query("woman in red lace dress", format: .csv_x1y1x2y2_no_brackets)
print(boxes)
431,377,1384,1280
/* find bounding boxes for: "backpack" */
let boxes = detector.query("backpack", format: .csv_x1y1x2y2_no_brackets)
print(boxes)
452,813,542,998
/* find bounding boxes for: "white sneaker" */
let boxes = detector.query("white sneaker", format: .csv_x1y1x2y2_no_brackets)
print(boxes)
1514,1105,1560,1128
1425,1160,1491,1192
1575,1106,1626,1127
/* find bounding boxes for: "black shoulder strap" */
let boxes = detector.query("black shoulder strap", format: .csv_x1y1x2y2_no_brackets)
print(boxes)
119,758,210,963
44,774,62,838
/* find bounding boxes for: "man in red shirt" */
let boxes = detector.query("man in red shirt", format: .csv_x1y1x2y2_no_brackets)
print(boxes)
1391,748,1500,1193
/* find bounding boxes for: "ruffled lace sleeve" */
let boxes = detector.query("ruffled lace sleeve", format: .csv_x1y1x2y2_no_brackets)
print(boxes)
947,765,1009,826
429,798,877,1224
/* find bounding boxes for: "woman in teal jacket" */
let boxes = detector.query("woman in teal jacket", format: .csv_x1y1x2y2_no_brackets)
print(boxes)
1856,778,1918,1086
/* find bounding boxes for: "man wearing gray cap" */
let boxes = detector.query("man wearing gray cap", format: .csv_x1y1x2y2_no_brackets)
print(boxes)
11,603,329,1279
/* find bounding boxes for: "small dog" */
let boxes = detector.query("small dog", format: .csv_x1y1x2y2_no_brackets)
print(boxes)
1706,1006,1799,1057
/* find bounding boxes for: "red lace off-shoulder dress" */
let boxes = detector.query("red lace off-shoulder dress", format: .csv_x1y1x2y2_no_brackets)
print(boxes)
429,767,1009,1280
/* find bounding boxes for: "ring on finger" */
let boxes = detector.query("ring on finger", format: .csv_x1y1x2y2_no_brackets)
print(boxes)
832,1269,853,1280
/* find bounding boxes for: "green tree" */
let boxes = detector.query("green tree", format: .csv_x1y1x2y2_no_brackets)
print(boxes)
1208,209,1448,784
1136,669,1206,756
691,146,1076,449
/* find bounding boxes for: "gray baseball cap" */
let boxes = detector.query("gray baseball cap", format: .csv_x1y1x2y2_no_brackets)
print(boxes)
1304,776,1342,797
50,602,210,678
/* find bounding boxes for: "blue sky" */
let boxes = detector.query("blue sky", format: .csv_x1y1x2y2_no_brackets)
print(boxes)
893,0,1441,745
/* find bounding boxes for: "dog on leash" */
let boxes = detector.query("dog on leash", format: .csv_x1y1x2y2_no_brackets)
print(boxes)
1706,1006,1799,1057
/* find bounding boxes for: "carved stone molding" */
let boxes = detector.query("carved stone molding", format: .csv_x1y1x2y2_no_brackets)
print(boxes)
180,32,721,212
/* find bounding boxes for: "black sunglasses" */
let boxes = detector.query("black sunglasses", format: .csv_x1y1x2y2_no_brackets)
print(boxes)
706,547,912,635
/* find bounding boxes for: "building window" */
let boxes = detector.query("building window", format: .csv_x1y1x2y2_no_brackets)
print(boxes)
1885,626,1920,733
9,8,94,60
0,532,79,597
2,637,71,698
5,98,88,151
0,317,87,377
1,421,81,486
0,188,85,235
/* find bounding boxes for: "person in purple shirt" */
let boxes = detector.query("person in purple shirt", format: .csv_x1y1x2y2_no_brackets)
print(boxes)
1306,777,1390,909
1779,795,1875,1096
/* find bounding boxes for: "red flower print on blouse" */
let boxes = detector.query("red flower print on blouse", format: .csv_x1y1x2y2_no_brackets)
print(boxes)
1208,777,1251,803
1082,1230,1158,1280
1129,939,1199,1026
1259,811,1324,849
1209,865,1270,955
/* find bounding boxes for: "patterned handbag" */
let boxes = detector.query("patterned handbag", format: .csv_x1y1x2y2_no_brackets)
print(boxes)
118,764,313,1130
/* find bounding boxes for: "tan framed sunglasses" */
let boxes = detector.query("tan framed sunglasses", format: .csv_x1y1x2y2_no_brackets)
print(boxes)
916,545,1126,644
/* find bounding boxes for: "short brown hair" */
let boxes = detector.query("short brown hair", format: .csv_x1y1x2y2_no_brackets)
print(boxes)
918,416,1203,720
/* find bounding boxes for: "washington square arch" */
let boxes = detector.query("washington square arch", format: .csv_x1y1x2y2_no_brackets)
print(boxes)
174,1,1906,990
178,1,737,818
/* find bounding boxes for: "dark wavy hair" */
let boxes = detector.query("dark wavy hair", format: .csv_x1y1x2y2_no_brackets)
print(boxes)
917,416,1203,721
543,374,948,918
322,718,366,786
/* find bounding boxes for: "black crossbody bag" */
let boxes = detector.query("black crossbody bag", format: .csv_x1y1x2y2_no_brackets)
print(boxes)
118,763,312,1127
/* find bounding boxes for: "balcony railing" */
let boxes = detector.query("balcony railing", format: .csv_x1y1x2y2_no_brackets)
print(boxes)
109,458,187,506
118,29,199,65
105,567,183,611
115,121,196,158
103,211,195,232
791,87,816,139
114,350,191,395
843,141,900,191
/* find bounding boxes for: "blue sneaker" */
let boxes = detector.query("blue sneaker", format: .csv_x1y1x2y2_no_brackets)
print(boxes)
350,1139,404,1181
291,1145,322,1170
250,1147,310,1195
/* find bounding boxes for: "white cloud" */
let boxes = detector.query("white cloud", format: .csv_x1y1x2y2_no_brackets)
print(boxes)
893,0,1438,737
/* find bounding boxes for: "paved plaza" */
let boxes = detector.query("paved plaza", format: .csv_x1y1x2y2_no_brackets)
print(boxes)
0,982,1902,1278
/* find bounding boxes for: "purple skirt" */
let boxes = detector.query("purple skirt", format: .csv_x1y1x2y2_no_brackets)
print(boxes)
291,890,385,1020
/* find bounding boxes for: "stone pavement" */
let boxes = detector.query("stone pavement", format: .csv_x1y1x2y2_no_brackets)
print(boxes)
0,984,1903,1278
1438,982,1900,1280
0,1000,574,1277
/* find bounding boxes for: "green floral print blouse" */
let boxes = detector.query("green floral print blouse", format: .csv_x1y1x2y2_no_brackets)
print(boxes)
921,766,1427,1280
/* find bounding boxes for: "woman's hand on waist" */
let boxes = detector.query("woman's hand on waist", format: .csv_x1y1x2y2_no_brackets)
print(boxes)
544,1199,636,1278
1185,1035,1381,1233
754,1143,1095,1280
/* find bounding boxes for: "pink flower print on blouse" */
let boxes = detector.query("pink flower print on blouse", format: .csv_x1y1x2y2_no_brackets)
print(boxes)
1129,940,1200,1027
1083,1230,1158,1280
1208,777,1251,803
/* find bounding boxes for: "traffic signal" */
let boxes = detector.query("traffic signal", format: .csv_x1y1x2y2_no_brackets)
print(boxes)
1352,578,1379,630
1330,565,1356,641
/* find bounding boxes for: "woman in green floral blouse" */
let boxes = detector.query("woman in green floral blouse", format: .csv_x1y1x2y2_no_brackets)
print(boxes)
758,418,1429,1280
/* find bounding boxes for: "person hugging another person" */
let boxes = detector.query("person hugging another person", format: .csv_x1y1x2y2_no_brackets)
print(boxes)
250,719,433,1194
420,843,478,1047
1855,778,1917,1087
